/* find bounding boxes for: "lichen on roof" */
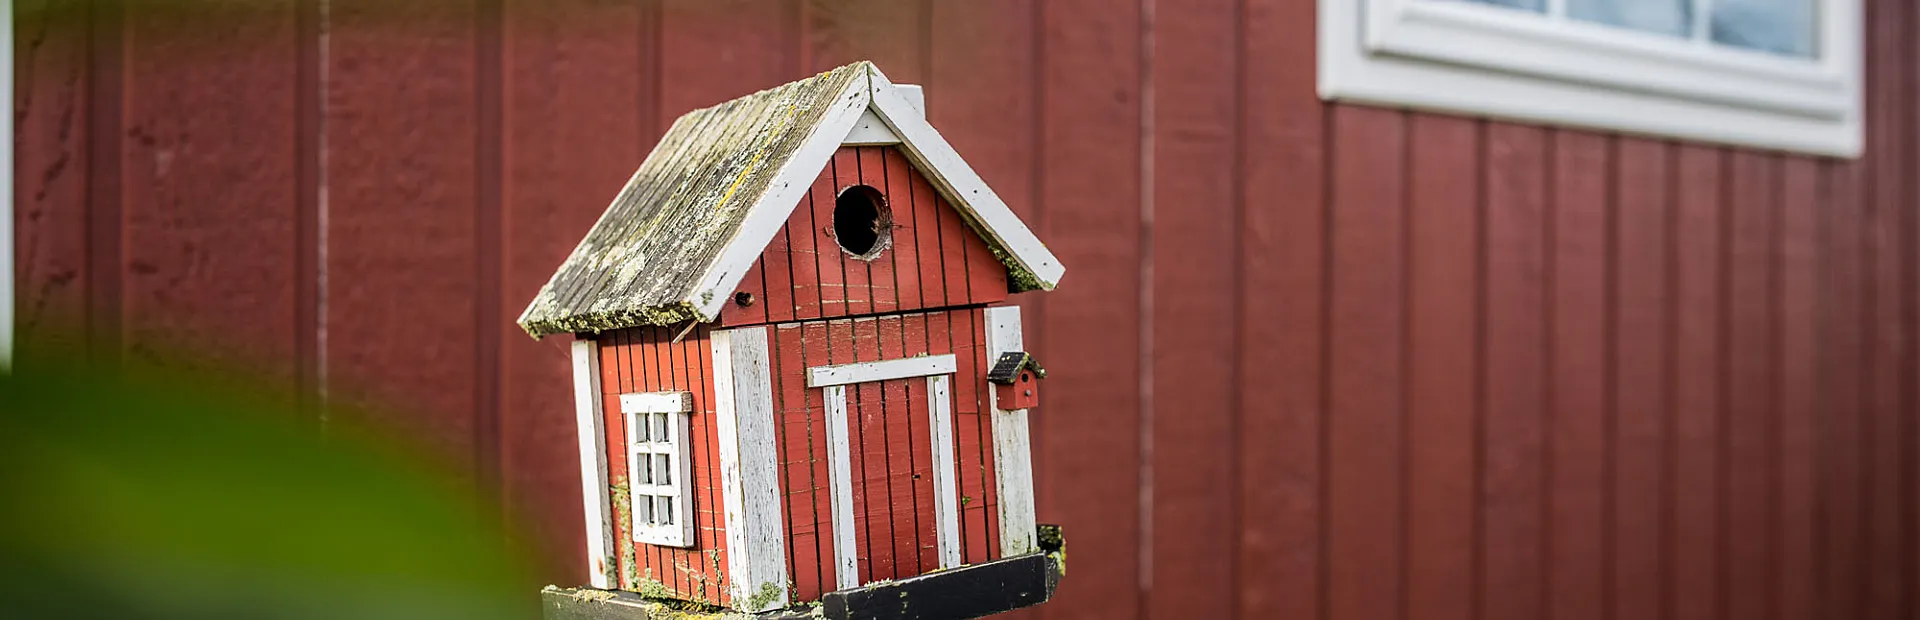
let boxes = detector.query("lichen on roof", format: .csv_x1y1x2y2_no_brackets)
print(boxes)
516,62,868,339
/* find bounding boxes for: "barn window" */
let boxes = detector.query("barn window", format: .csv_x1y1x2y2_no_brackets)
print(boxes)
621,391,695,548
833,185,891,258
1320,0,1861,156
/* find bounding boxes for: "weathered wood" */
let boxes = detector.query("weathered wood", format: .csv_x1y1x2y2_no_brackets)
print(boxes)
517,64,869,337
573,339,616,588
986,306,1038,557
539,587,810,620
928,374,961,569
711,326,790,611
806,354,958,388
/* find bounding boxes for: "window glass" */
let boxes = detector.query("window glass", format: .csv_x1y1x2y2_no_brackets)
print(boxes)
1712,0,1817,57
1442,0,1547,11
1569,0,1692,37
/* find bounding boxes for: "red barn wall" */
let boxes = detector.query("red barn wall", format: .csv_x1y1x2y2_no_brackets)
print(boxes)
17,1,1920,619
719,145,1010,328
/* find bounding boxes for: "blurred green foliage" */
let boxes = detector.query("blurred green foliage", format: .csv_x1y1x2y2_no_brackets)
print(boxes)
0,357,536,620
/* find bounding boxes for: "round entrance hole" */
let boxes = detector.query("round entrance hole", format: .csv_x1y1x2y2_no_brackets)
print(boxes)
833,184,890,258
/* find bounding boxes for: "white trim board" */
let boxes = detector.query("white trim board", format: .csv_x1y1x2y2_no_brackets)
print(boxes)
710,327,790,611
1320,0,1862,156
571,339,616,589
822,384,859,589
1,0,13,370
806,354,957,388
620,391,693,414
926,374,962,569
682,63,1064,321
984,306,1038,557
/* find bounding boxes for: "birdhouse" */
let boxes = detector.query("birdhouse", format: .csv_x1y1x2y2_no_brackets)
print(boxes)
520,62,1064,620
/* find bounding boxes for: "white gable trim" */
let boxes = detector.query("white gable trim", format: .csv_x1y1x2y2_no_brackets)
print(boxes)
681,64,1065,322
865,67,1064,291
684,73,875,320
842,109,902,146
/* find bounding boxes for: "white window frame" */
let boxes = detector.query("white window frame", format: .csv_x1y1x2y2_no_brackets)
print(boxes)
1319,0,1863,157
621,391,695,548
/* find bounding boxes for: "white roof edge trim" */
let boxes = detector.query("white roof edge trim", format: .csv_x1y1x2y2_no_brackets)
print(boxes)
682,63,1067,322
682,70,876,321
863,66,1065,291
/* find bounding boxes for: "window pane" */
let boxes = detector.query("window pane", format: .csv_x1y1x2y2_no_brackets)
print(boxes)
1432,0,1547,12
656,454,672,482
1712,0,1816,57
1569,0,1692,37
633,416,649,443
636,494,654,525
657,497,674,525
635,454,652,484
653,413,670,443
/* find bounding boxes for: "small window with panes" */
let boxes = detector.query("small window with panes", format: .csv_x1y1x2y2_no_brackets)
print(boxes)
621,391,693,547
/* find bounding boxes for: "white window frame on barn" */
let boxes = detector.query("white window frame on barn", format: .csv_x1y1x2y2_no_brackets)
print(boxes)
621,391,695,548
1318,0,1863,157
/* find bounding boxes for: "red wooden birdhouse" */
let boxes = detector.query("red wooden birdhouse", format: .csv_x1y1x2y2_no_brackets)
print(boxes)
519,62,1064,619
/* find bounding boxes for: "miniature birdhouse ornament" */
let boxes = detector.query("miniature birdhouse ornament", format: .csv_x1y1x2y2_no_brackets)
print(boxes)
520,62,1065,620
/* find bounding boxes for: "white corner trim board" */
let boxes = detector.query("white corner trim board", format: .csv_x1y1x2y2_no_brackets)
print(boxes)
806,354,958,388
1,0,12,371
710,327,790,611
571,339,616,589
1319,0,1863,156
984,306,1038,557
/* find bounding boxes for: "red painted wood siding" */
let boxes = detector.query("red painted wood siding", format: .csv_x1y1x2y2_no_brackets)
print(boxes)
766,308,998,602
719,146,1009,327
596,325,728,605
18,1,1920,618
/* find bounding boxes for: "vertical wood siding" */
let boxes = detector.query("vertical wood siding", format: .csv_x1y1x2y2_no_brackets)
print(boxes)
17,0,1920,618
765,308,998,602
716,145,1009,328
597,324,728,604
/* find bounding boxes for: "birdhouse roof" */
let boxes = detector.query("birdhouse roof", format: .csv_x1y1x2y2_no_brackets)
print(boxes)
516,61,1063,339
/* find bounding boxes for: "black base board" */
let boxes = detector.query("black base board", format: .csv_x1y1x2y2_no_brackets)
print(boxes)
544,525,1065,620
820,550,1063,620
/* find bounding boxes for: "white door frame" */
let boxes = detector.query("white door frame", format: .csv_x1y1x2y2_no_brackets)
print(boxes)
806,353,962,589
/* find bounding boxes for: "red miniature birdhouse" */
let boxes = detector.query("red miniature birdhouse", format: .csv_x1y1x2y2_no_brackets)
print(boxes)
519,62,1065,620
987,352,1043,411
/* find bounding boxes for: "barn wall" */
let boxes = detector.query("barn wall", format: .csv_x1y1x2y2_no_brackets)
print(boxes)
717,145,1009,328
16,0,1920,619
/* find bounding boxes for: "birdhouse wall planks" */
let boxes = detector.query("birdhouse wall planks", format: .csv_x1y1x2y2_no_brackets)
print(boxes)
521,62,1065,619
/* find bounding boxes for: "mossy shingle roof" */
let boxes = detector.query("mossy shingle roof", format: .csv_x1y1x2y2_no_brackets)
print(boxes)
516,63,868,338
516,61,1064,339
